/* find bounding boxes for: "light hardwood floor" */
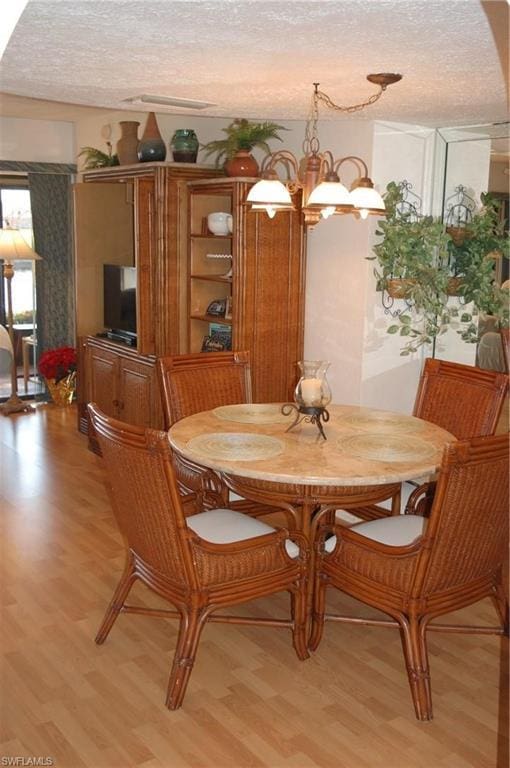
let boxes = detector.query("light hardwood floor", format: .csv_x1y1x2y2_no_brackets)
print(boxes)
1,405,508,768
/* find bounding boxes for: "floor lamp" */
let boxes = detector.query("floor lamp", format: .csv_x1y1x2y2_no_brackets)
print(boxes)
0,226,42,415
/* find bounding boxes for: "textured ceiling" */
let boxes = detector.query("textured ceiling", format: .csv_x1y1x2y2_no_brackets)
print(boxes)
0,0,508,126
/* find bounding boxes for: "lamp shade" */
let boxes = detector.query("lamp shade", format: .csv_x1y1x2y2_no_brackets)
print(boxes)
306,181,351,208
246,179,293,207
349,185,385,212
0,227,42,262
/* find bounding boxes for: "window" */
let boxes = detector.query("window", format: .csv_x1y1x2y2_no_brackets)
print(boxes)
1,186,36,330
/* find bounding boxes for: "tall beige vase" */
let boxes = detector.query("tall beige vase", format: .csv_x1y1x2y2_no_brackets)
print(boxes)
117,121,140,165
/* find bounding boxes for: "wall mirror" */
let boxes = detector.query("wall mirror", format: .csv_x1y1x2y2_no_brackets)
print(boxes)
432,121,509,368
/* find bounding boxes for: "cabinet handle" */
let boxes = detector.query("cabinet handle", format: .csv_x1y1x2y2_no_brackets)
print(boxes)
112,399,120,408
118,400,125,410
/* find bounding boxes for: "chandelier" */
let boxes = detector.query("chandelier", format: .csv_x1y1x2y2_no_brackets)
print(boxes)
246,73,402,227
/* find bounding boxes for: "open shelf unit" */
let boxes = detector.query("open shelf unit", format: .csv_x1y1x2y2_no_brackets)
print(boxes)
187,178,306,402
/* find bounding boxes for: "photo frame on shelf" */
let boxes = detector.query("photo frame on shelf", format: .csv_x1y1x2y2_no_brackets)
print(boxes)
224,296,232,320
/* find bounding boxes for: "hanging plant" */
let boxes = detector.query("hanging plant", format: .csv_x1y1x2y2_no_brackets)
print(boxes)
368,182,452,355
446,193,509,342
370,185,509,355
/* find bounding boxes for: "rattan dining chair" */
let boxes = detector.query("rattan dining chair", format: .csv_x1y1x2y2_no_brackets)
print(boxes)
88,403,309,711
157,351,281,520
352,358,509,521
311,432,509,721
158,351,252,429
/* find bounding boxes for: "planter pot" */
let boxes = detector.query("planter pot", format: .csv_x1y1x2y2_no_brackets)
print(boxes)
447,276,463,296
225,150,259,177
446,226,471,247
45,376,75,406
386,278,417,299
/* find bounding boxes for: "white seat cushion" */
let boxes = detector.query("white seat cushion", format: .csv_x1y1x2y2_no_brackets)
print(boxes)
335,477,431,522
325,514,426,553
187,508,299,558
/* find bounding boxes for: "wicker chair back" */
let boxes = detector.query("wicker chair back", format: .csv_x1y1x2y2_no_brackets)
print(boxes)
413,358,508,439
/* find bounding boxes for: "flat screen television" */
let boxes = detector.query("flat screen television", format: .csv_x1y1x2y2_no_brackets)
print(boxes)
103,264,137,343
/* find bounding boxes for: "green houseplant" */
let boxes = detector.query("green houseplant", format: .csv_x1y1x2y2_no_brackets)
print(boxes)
78,145,119,170
201,118,285,176
369,182,452,355
370,184,509,355
446,193,509,342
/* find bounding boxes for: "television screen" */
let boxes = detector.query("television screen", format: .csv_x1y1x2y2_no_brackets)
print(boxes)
103,265,137,337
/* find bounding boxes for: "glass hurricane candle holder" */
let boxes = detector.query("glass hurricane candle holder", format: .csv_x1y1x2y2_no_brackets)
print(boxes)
282,360,332,440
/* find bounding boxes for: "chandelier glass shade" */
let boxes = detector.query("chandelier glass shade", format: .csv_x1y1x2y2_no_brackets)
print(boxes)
246,74,401,226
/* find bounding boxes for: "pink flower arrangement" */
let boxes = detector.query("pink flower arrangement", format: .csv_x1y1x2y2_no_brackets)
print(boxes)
38,346,77,383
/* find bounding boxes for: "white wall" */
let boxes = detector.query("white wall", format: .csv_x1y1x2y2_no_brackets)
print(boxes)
301,121,374,406
0,116,75,162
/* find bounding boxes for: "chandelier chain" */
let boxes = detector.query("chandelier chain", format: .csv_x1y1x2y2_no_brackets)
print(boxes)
315,84,385,114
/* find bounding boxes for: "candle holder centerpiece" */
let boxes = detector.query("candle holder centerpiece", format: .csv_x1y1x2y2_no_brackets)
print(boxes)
282,360,332,440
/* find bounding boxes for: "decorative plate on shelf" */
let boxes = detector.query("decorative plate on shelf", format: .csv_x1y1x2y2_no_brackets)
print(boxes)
187,432,284,461
337,434,436,463
213,403,291,424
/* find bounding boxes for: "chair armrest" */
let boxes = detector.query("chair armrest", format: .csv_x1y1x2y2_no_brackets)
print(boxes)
316,523,423,594
180,491,200,516
404,481,436,516
187,528,307,585
187,526,308,564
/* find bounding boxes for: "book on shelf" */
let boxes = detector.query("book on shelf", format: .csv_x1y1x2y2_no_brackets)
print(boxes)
202,323,232,352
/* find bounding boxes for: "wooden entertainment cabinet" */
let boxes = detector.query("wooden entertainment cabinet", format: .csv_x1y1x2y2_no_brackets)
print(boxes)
75,163,306,444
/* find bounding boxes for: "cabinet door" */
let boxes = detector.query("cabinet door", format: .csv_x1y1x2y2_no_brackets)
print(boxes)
87,345,119,417
118,356,164,429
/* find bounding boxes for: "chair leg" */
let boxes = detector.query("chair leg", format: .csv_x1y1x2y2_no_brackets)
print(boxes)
290,582,310,661
399,615,433,721
95,559,136,645
166,608,207,711
309,572,328,652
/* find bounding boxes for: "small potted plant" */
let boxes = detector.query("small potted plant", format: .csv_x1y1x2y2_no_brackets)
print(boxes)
78,145,119,170
39,346,77,406
201,118,286,177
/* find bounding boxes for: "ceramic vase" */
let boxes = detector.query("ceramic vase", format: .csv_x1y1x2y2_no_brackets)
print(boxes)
116,121,140,165
138,112,167,162
225,150,259,177
170,129,199,163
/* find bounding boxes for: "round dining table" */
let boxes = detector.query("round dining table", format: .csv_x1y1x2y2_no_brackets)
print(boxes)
167,403,456,541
